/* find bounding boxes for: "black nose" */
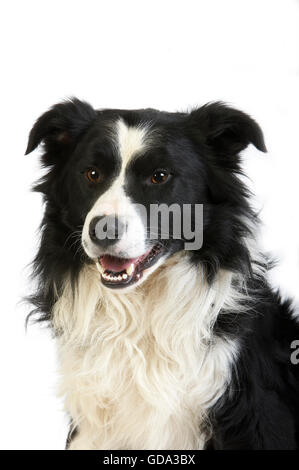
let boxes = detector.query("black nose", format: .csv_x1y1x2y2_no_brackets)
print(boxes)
89,216,126,248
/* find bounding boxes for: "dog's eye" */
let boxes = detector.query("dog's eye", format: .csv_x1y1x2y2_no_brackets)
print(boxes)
151,170,169,184
86,168,102,184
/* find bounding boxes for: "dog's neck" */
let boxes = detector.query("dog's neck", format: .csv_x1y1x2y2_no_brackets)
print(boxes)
53,252,242,449
53,251,243,349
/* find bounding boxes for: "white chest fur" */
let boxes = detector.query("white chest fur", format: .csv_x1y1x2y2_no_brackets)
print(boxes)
53,254,239,450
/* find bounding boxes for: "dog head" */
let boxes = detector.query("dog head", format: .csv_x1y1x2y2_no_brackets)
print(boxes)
26,98,266,292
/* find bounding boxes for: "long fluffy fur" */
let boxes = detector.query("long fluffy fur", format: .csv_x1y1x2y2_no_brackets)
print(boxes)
26,99,299,450
54,253,243,449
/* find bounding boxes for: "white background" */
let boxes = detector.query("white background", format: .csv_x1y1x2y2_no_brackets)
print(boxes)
0,0,298,450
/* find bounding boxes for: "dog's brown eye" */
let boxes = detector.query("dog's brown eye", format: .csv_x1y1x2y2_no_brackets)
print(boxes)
86,168,102,184
151,170,169,184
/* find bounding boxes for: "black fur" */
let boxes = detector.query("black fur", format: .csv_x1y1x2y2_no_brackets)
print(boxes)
26,98,299,449
210,285,299,449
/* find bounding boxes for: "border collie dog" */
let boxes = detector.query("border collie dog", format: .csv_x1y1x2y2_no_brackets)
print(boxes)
26,99,299,450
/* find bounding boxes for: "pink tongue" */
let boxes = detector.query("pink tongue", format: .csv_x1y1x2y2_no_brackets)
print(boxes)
100,255,137,272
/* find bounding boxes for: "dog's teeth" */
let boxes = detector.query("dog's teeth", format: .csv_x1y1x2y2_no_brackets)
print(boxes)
126,264,134,276
103,271,126,282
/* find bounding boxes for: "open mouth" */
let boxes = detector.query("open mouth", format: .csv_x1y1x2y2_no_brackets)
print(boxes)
96,243,164,289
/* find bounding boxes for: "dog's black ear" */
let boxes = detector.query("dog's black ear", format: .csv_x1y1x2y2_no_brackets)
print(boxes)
25,98,97,156
188,102,267,156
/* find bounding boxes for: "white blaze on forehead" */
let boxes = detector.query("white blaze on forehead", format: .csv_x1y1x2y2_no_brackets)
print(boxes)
116,118,148,169
81,118,151,259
